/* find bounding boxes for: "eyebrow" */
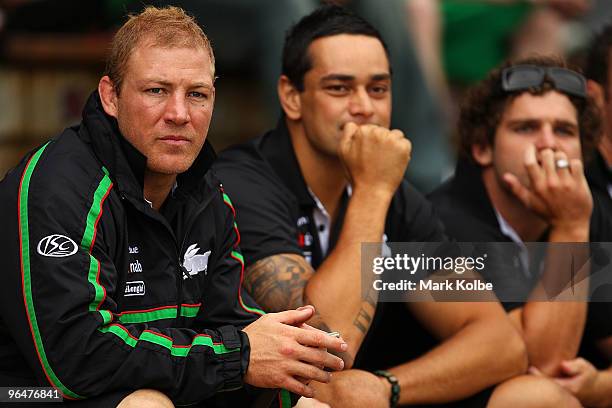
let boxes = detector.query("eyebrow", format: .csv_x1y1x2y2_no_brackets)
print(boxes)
320,73,391,82
139,79,213,89
505,118,579,127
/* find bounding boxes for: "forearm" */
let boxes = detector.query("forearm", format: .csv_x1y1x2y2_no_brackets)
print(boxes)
520,225,589,375
306,187,392,357
388,318,527,405
517,302,586,375
584,368,612,408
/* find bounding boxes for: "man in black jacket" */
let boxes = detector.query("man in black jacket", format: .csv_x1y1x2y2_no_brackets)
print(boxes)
0,6,346,407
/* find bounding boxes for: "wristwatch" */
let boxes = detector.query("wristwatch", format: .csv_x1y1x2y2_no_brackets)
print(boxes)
373,369,400,407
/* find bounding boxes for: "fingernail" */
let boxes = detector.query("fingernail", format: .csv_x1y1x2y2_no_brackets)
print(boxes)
341,342,348,351
338,360,344,370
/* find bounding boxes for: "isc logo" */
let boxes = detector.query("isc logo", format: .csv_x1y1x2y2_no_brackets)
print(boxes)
37,234,78,258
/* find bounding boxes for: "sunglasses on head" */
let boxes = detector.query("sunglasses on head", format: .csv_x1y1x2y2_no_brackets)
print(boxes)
501,64,587,98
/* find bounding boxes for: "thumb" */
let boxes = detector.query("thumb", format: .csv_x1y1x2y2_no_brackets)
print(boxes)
272,305,315,326
559,359,582,376
339,122,358,156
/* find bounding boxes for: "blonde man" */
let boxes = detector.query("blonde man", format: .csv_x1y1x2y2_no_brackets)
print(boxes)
0,6,345,407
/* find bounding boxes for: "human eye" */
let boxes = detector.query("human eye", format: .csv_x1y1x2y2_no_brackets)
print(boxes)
188,90,209,100
325,83,350,95
513,122,536,134
146,87,164,95
369,84,389,96
555,124,578,137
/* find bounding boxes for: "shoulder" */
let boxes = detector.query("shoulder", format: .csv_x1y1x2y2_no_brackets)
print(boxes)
386,180,447,242
428,179,504,242
3,128,106,203
213,140,296,210
0,128,114,252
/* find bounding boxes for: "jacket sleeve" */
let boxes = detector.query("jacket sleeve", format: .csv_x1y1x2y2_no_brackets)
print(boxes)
5,143,253,405
199,188,265,330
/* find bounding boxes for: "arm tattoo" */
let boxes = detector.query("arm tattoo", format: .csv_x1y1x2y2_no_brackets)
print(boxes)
244,254,313,312
352,280,378,334
244,254,333,331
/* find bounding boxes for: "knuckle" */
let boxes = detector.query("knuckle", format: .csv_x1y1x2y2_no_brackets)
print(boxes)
548,180,559,190
314,349,327,365
311,333,325,347
280,342,295,357
280,377,293,390
309,365,324,381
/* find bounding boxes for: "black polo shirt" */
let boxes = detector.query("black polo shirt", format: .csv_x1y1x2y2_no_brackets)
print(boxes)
428,158,612,368
213,120,446,268
213,119,450,371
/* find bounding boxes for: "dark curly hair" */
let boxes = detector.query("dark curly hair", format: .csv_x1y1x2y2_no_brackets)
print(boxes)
458,55,601,164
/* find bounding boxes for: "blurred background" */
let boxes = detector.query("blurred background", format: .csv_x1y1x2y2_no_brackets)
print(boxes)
1,0,611,192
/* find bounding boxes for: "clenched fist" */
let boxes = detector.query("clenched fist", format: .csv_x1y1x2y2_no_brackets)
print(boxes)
338,122,411,200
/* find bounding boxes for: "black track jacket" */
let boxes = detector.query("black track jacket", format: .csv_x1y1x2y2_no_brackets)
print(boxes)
0,92,265,405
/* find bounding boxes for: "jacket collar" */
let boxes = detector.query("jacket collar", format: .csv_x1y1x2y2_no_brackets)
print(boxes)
79,91,216,201
259,118,316,208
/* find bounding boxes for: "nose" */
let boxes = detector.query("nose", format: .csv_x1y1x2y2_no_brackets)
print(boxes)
535,123,557,151
163,93,190,125
348,87,374,119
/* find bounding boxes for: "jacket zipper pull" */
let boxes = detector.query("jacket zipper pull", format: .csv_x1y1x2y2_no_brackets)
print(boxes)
180,263,192,280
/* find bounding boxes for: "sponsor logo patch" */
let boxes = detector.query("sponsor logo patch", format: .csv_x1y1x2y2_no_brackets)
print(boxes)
129,260,143,273
37,234,78,258
124,281,145,296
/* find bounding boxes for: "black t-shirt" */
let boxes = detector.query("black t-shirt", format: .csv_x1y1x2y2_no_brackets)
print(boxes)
428,159,612,368
213,119,448,370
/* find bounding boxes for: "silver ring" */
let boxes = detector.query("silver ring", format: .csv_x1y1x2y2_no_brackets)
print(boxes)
555,159,569,169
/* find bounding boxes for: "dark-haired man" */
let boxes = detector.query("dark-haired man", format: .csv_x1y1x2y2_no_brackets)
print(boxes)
429,56,612,407
211,5,567,407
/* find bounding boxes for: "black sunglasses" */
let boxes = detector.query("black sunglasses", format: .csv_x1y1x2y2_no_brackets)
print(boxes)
501,65,587,98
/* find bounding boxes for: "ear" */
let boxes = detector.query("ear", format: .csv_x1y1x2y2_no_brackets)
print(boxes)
98,76,119,119
278,75,302,121
587,79,605,111
471,143,493,167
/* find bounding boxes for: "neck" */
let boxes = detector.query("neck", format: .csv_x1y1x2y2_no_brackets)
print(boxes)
143,171,177,211
599,134,612,167
288,120,347,221
481,168,547,242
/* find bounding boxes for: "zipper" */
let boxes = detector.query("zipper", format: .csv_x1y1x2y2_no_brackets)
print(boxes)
122,180,217,324
176,182,217,325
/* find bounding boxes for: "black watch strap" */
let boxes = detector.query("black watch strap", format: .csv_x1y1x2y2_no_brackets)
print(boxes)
373,369,400,407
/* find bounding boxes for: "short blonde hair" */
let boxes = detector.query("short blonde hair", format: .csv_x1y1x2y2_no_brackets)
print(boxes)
105,6,215,93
